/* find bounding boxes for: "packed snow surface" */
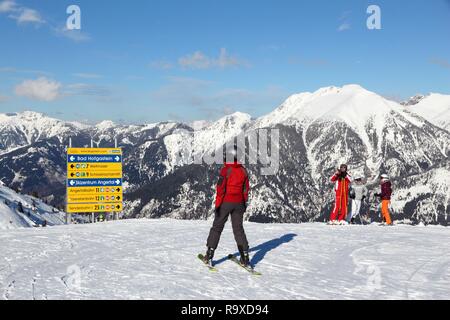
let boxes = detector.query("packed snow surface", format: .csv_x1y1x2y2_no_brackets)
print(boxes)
0,219,449,300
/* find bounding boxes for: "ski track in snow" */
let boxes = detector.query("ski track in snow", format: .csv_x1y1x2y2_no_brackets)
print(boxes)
0,219,449,300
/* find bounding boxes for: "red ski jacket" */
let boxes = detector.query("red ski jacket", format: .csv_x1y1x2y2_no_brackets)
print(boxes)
380,180,392,200
215,163,250,208
331,173,351,198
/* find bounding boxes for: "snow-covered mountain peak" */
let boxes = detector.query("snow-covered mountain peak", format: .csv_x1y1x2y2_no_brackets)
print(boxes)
0,111,87,153
407,93,450,130
0,110,87,128
255,84,400,129
95,120,117,131
0,110,45,123
205,112,252,132
189,120,212,131
401,94,427,106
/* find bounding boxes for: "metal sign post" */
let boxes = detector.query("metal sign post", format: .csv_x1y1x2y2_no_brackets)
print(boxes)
66,138,73,225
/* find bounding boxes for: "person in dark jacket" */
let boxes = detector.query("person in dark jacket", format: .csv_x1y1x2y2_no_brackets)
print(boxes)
375,174,393,225
203,147,251,267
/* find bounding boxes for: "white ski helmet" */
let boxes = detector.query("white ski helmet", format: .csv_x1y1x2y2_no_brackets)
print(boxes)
223,145,243,163
380,174,390,180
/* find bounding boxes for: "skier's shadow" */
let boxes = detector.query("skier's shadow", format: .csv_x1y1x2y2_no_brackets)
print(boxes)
214,233,298,266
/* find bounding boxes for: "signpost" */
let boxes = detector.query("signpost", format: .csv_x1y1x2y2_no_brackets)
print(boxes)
66,148,123,220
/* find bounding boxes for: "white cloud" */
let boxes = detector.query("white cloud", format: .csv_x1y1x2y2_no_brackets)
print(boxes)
0,0,16,13
338,10,351,32
12,7,44,24
15,77,61,101
1,1,45,25
54,27,91,42
179,51,211,69
1,2,88,41
338,23,351,32
216,48,247,68
178,48,249,70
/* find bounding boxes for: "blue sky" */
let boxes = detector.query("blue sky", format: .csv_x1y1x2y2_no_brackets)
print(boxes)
0,0,449,124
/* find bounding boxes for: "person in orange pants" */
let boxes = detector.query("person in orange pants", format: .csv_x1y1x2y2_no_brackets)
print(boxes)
329,164,352,224
375,174,393,225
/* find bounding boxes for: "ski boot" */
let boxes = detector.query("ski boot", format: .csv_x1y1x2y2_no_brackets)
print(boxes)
238,246,251,268
203,247,215,266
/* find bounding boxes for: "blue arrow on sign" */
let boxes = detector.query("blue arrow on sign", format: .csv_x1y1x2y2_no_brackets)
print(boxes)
67,155,122,163
67,179,123,187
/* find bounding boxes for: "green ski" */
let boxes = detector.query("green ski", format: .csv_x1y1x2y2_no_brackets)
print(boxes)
198,254,218,272
227,254,262,276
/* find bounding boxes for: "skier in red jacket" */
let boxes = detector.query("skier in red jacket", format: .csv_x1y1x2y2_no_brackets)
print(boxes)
203,147,251,267
329,164,352,224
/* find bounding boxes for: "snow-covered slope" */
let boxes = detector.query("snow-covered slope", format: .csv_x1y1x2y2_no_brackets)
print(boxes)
0,184,65,229
0,219,449,300
405,93,450,131
0,111,88,154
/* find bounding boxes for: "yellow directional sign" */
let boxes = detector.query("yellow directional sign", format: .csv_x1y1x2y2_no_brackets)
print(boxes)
68,163,123,171
68,171,123,179
68,194,123,203
68,148,122,155
67,187,123,195
67,203,123,213
66,147,124,213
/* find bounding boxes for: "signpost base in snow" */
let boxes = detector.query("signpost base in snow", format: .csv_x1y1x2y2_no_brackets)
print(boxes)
66,212,72,225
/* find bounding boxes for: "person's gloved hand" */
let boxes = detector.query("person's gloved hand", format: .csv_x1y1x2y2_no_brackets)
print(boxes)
215,207,221,216
243,202,247,212
362,195,366,202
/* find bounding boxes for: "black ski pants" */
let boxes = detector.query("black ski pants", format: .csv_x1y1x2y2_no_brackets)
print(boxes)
206,202,249,251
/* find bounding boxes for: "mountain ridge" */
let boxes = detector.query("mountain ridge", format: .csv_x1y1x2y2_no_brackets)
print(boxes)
0,84,449,224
